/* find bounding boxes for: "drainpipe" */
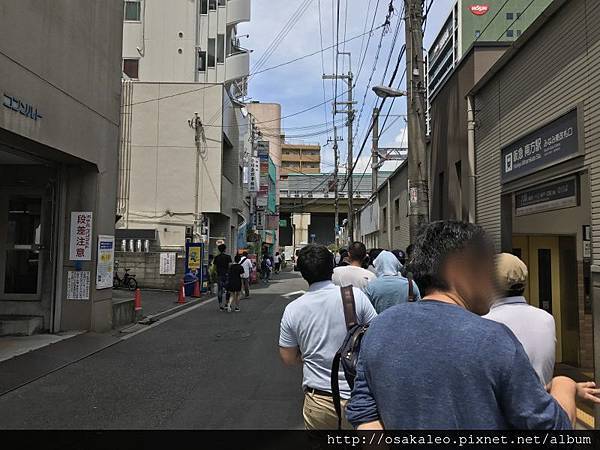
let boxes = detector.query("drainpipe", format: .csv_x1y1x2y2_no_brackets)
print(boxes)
467,95,476,223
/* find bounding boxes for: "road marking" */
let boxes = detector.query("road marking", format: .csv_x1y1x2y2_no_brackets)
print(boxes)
282,290,306,298
121,296,218,340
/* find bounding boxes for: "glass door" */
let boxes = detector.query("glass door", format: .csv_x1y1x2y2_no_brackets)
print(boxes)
0,192,44,300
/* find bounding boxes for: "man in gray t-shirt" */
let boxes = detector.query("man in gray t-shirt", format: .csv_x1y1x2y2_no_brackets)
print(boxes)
279,244,377,430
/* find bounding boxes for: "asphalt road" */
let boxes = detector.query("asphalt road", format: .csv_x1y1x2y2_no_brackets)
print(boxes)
0,272,307,429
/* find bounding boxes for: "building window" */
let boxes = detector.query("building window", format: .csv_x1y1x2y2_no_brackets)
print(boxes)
217,34,225,64
209,0,217,10
198,50,207,72
218,0,226,5
455,160,462,187
506,12,513,20
474,30,481,39
382,207,387,232
506,29,514,38
124,1,141,21
207,38,216,67
394,198,400,226
200,0,208,14
123,59,139,79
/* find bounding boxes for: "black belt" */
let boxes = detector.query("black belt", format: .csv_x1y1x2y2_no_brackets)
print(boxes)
305,387,332,397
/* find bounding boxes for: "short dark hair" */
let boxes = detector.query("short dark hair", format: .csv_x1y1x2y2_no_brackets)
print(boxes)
407,221,494,296
348,241,367,263
234,254,241,263
242,251,248,257
368,248,383,264
392,249,406,265
218,244,226,253
297,244,334,284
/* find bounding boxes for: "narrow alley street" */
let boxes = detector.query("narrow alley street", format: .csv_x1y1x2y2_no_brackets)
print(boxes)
0,273,306,429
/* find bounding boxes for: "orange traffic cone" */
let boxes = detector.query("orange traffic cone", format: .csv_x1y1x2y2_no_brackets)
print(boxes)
177,280,186,304
134,288,142,311
193,279,201,298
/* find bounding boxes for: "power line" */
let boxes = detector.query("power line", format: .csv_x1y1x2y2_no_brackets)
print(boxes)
252,0,314,73
249,25,385,77
495,0,536,41
474,0,511,42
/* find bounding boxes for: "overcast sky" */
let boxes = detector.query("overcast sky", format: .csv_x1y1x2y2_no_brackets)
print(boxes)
239,0,455,174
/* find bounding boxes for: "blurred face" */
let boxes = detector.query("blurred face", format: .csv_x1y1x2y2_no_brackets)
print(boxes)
444,250,496,315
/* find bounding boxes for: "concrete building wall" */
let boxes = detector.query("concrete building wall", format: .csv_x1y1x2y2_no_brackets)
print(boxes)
0,0,123,332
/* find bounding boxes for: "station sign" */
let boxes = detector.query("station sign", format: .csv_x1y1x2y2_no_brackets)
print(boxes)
501,109,580,183
515,176,578,216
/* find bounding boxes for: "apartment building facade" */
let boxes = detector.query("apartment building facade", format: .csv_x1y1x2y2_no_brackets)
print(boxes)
0,1,123,334
280,142,321,175
426,0,552,130
118,0,252,256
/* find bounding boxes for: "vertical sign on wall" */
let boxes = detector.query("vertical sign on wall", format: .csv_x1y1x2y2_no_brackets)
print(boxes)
69,212,93,260
96,235,115,289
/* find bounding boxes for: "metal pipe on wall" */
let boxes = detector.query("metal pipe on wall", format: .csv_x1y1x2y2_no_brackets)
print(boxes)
466,95,476,223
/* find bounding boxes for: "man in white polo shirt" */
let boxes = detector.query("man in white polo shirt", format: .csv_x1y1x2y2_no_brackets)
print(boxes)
485,253,556,386
278,244,377,429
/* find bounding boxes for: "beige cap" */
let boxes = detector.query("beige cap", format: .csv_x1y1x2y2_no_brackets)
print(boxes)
496,253,528,292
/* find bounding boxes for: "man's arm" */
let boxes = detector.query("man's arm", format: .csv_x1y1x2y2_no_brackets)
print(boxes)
279,346,302,366
549,376,577,426
357,420,384,430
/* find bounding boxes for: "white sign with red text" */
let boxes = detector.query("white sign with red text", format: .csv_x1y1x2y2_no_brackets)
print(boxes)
69,212,93,261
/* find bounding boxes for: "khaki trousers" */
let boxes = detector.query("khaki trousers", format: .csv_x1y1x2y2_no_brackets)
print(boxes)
303,391,351,430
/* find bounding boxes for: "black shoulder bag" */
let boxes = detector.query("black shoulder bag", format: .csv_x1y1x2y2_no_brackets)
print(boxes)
331,286,369,430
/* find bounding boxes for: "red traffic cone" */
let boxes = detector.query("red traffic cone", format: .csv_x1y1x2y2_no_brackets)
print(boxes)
134,288,142,311
177,280,186,304
193,279,201,298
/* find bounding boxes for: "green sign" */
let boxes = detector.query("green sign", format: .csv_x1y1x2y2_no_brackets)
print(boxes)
279,219,287,227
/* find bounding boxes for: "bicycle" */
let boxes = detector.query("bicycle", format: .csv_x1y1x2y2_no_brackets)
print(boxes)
113,267,138,291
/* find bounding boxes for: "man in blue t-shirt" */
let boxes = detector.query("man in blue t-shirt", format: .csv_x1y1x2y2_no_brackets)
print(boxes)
346,221,577,430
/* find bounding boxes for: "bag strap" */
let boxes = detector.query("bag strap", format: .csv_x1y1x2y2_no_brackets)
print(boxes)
331,351,343,430
340,286,358,330
407,272,415,302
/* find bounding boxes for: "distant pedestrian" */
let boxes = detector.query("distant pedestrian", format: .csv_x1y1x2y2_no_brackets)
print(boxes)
279,244,377,429
486,253,600,404
225,254,244,312
214,244,232,311
240,251,253,298
364,250,421,313
336,248,349,267
332,242,375,290
346,221,577,430
391,249,407,266
274,252,282,274
261,255,272,283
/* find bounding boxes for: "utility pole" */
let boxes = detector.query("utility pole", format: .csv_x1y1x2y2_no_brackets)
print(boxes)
328,130,342,247
371,107,379,194
404,0,429,241
324,70,355,243
188,112,204,242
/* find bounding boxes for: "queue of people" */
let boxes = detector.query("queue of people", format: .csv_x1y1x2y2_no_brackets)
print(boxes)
278,220,600,430
207,244,283,311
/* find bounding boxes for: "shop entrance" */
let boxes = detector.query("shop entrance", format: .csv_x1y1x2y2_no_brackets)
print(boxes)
512,235,580,365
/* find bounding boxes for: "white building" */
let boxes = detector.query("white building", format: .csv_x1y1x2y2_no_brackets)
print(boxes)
118,0,251,254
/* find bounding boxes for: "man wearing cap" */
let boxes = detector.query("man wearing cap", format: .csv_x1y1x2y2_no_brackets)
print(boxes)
484,253,556,386
486,253,600,405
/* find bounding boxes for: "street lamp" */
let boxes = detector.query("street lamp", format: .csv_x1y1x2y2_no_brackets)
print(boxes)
370,86,406,194
372,85,407,98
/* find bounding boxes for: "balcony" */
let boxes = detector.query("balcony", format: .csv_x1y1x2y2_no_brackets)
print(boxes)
225,48,250,83
227,0,251,25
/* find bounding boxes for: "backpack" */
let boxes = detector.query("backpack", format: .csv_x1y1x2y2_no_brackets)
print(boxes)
330,286,369,430
407,272,416,302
